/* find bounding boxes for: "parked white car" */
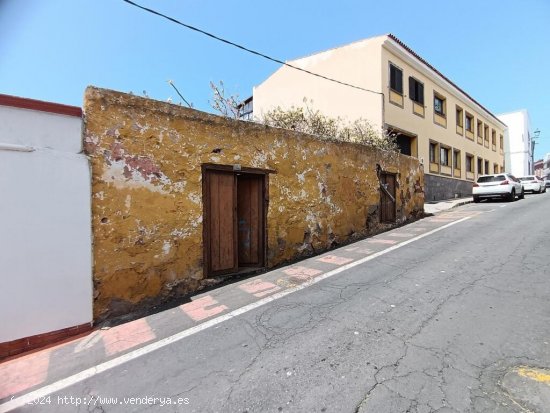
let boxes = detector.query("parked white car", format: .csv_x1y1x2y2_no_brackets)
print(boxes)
536,176,547,193
472,173,524,203
519,176,543,194
545,175,550,189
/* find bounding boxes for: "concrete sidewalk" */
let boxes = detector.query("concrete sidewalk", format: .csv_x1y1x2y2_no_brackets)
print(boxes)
0,208,476,409
424,196,472,215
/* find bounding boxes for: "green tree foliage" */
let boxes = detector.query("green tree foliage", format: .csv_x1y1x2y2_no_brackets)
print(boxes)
261,103,398,152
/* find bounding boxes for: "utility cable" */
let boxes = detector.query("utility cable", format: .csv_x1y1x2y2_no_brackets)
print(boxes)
122,0,383,96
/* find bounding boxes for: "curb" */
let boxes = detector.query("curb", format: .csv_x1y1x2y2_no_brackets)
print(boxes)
423,198,473,215
453,199,473,208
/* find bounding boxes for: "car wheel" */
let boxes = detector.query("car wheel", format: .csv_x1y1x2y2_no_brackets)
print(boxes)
473,196,480,203
519,189,525,199
508,189,516,202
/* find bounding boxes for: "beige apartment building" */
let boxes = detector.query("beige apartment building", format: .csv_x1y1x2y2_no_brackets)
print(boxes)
250,34,506,201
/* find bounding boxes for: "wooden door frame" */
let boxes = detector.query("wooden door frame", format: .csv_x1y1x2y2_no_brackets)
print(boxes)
202,163,272,278
379,171,397,223
202,168,238,277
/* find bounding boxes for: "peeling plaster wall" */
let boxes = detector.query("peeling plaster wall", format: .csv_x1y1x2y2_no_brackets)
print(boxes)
84,87,424,320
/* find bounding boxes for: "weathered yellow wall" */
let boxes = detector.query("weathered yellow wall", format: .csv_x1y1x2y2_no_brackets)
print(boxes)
83,87,424,320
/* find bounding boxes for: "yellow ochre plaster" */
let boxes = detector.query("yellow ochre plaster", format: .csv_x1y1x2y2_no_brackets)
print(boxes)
83,87,424,320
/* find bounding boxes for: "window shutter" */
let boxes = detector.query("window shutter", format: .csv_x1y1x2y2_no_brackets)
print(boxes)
396,68,403,93
390,64,403,94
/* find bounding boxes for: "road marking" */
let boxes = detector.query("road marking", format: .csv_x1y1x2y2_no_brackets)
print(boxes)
317,255,354,265
180,296,228,321
239,280,281,298
408,227,426,232
0,352,49,400
367,239,397,245
0,216,471,413
282,266,322,280
73,331,102,353
101,318,155,356
517,367,550,384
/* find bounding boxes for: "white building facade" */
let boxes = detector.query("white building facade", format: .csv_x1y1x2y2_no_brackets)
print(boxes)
497,110,533,176
544,153,550,180
0,94,92,351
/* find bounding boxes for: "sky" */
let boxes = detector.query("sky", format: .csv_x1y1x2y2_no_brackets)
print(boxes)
1,0,549,159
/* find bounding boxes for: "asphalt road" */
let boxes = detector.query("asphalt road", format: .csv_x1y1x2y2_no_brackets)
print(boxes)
15,193,550,413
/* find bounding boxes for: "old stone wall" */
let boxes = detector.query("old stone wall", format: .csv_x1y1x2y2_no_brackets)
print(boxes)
84,87,424,320
425,174,473,202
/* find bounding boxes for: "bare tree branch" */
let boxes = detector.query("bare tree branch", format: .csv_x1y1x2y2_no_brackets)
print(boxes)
209,80,242,119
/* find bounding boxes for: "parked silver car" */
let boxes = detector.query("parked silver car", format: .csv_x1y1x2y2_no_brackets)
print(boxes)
472,173,524,203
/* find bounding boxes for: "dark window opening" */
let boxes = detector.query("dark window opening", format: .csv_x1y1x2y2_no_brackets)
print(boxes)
465,114,474,132
466,155,473,172
440,147,450,166
409,77,424,104
453,150,461,169
429,142,437,163
434,95,445,116
395,134,412,156
389,64,403,94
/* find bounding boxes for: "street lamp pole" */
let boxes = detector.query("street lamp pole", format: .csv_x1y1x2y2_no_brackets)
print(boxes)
532,129,540,175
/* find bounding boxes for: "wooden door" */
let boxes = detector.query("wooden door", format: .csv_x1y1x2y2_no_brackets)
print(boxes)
380,173,396,223
237,174,264,267
204,170,238,275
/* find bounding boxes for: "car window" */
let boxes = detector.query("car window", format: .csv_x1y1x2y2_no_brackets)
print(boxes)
519,177,534,181
477,175,506,183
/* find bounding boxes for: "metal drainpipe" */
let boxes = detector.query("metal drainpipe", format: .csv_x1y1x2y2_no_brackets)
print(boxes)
381,92,386,131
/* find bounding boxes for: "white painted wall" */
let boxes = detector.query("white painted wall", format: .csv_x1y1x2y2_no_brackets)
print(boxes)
544,153,550,179
0,104,83,153
498,110,532,176
253,36,385,129
0,105,92,343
